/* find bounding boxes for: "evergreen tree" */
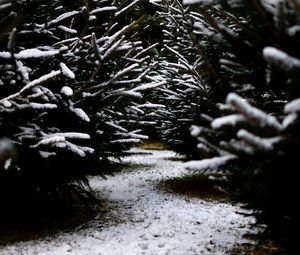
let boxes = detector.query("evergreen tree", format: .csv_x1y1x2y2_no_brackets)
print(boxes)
0,0,160,218
152,0,221,158
179,0,300,248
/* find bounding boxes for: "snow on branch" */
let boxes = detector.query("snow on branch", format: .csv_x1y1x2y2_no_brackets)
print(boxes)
17,102,57,110
61,86,73,97
60,63,75,79
115,0,142,17
263,47,300,72
111,63,139,81
0,70,61,104
184,155,237,172
133,43,159,59
57,25,77,34
282,113,298,130
70,106,90,122
32,136,66,148
101,38,123,61
119,90,142,98
90,6,117,15
165,45,189,65
0,48,60,59
190,125,202,137
16,60,30,83
46,132,90,140
64,141,87,157
183,0,211,4
47,11,79,26
284,98,300,113
32,137,93,157
237,129,281,152
226,93,282,132
211,114,246,129
20,70,61,94
110,138,141,144
131,81,167,92
105,121,128,132
0,0,12,11
138,103,166,108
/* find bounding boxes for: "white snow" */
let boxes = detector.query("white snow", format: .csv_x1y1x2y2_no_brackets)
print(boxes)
226,93,282,132
263,46,300,71
283,113,298,129
120,90,142,98
1,100,12,108
284,98,300,113
47,11,79,26
20,70,61,94
131,81,167,92
16,60,30,82
15,49,60,59
0,51,11,58
0,2,12,11
184,155,237,172
183,0,212,4
39,151,57,158
0,149,259,255
60,86,73,97
4,158,12,170
115,132,148,140
60,63,75,79
33,136,66,147
105,121,128,132
47,132,90,140
19,102,57,110
112,63,139,81
70,107,90,122
110,138,141,144
115,0,141,17
211,114,246,129
190,125,202,137
0,149,257,255
90,6,117,15
65,141,86,157
138,103,165,108
101,38,123,61
287,25,300,36
57,25,77,34
237,129,281,151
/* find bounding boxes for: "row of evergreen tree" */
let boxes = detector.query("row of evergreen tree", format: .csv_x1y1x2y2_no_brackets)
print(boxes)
0,0,299,250
0,0,161,218
153,0,300,250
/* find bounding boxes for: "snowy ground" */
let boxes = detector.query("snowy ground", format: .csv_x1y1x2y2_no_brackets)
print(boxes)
0,149,259,255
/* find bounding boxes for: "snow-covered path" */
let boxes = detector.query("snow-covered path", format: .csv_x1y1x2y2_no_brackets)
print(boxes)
0,149,258,255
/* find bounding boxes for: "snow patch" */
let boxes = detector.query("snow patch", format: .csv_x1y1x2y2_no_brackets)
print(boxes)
237,129,281,151
184,155,237,172
183,0,213,4
211,114,246,129
263,46,300,71
61,86,73,97
226,93,282,132
0,149,260,255
71,107,90,122
90,6,117,15
60,63,75,79
284,98,300,113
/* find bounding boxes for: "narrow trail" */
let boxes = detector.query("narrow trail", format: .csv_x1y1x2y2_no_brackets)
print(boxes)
0,149,258,255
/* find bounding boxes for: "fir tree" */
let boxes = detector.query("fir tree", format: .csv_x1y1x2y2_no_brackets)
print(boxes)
0,0,160,219
152,0,221,158
180,0,300,249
